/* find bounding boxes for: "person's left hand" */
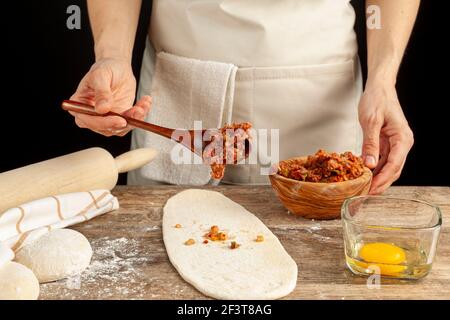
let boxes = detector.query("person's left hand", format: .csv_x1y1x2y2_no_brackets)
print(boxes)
358,82,414,195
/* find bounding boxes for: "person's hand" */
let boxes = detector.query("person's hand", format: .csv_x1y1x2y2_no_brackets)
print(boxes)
69,57,151,136
358,82,414,194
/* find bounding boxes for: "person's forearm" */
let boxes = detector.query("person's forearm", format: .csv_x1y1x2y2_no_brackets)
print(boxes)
366,0,420,86
87,0,142,62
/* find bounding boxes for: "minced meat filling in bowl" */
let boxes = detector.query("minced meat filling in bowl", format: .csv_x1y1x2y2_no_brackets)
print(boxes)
277,149,365,183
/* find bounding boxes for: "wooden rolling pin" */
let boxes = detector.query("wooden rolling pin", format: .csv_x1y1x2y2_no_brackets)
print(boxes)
0,147,158,214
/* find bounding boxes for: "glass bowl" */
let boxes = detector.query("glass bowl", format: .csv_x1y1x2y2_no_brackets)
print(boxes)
342,196,442,279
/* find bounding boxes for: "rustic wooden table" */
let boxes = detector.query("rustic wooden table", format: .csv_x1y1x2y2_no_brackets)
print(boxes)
40,186,450,300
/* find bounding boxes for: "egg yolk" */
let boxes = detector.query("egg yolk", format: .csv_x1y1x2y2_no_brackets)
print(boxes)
360,242,406,264
357,242,407,276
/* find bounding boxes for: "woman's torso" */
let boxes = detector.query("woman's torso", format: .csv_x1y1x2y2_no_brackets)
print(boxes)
129,0,362,185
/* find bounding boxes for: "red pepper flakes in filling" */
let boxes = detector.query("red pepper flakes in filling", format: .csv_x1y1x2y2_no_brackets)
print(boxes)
277,149,365,183
203,122,252,180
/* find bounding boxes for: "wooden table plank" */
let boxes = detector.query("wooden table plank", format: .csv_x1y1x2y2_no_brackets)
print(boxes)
39,186,450,300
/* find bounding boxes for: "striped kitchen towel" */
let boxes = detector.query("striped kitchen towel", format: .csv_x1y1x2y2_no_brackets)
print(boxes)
0,190,119,267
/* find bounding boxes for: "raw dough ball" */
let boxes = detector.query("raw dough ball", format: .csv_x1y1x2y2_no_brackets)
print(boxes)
0,261,39,300
15,229,92,283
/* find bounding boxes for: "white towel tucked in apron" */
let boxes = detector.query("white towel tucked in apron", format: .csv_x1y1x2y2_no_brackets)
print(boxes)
131,51,237,185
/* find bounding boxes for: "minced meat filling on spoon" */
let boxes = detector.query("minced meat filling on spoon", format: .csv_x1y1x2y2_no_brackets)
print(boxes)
203,122,252,180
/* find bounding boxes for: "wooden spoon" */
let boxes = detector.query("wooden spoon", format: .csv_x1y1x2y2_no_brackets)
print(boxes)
62,100,250,162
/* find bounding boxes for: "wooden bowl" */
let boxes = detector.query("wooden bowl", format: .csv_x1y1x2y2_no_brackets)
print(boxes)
269,157,372,220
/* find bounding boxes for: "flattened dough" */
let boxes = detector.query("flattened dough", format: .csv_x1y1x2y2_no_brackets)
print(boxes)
15,229,92,283
163,189,298,300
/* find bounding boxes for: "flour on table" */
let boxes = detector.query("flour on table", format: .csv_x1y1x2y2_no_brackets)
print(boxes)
40,236,154,299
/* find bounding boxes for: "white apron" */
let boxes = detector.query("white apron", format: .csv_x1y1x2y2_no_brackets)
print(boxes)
129,0,363,185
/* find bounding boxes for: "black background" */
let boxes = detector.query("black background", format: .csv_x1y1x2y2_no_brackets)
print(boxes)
0,0,448,186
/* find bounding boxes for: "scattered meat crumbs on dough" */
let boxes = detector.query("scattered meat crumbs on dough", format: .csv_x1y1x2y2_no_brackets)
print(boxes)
230,241,240,249
174,224,182,228
204,225,228,241
203,240,209,244
184,239,195,246
256,235,264,242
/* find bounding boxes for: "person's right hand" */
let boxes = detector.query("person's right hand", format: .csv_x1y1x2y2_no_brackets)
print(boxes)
69,57,151,136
